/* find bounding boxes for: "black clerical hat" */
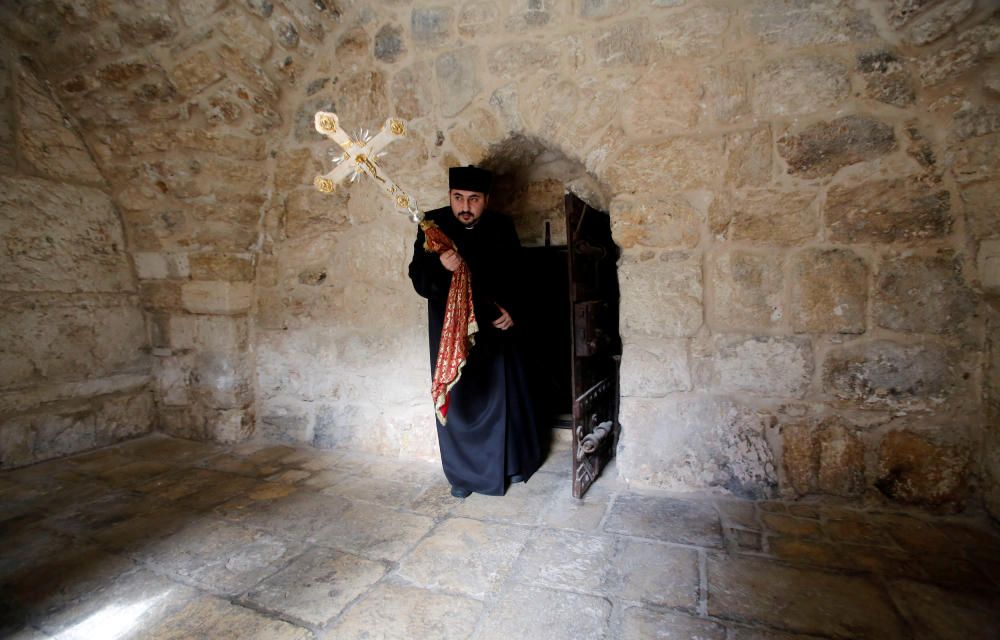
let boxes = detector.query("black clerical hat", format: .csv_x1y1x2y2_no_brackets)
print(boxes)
449,165,493,194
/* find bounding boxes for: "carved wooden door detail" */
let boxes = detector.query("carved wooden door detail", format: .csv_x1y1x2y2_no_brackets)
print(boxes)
566,192,621,499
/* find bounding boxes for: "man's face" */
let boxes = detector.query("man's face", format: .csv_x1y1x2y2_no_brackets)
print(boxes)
450,189,488,226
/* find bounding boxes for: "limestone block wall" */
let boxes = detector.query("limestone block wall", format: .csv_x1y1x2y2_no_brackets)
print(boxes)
0,51,154,469
2,0,997,512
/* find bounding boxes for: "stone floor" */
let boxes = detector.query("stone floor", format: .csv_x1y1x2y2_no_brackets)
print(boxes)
1,433,998,640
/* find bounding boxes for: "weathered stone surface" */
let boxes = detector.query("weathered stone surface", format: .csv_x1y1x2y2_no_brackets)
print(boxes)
374,24,405,62
619,397,778,497
705,62,749,124
458,2,500,37
951,104,1000,141
335,70,389,132
619,254,702,338
326,582,481,640
949,132,1000,183
435,48,479,117
621,337,690,397
650,5,731,58
219,10,271,61
606,492,724,547
593,19,650,67
609,537,700,607
725,127,772,187
509,529,614,593
606,136,723,193
823,340,964,410
451,471,562,526
857,50,916,107
782,417,866,497
699,335,813,398
169,51,223,95
1,298,148,388
273,19,299,49
904,0,974,45
790,248,868,334
15,63,104,184
142,594,311,640
876,431,970,507
504,0,560,30
188,253,254,281
826,179,952,243
710,188,819,245
391,61,433,120
708,250,783,331
181,281,252,315
478,586,611,640
141,517,305,595
610,194,701,250
621,607,726,640
623,64,705,131
397,518,528,598
412,6,454,46
246,549,385,626
488,40,561,80
752,57,850,117
749,0,877,47
918,20,1000,87
778,116,897,178
874,253,977,335
580,0,628,19
709,557,906,638
0,177,134,292
979,238,1000,292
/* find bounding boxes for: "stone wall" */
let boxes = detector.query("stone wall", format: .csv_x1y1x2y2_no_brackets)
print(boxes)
0,50,154,469
2,1,997,512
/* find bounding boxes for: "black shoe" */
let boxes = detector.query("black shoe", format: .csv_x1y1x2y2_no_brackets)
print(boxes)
450,485,472,498
509,474,525,484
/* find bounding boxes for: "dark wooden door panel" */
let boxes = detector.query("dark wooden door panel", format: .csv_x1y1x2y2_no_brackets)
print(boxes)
566,192,621,499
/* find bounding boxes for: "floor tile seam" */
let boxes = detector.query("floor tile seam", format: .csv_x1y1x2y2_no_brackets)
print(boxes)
599,528,721,552
381,571,491,604
320,492,431,512
312,568,404,638
232,590,326,636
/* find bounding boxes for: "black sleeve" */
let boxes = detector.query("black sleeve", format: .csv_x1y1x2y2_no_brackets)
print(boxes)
408,224,451,301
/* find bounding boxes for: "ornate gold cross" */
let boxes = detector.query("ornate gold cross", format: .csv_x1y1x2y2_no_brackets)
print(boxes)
312,111,422,222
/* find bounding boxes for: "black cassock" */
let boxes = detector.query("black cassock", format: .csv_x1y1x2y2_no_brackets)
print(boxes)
408,207,543,496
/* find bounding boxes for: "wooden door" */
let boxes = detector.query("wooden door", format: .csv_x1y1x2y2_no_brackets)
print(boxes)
566,193,621,499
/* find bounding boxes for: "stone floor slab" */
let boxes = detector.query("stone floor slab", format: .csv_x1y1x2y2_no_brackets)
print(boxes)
405,481,461,519
0,544,136,624
324,581,482,640
452,470,564,525
33,569,199,638
321,474,425,508
139,595,311,640
605,492,724,548
475,585,611,640
508,528,615,593
608,537,700,608
136,468,259,511
397,517,529,599
708,556,907,638
619,606,726,640
215,488,351,541
312,500,435,561
89,503,200,553
140,517,306,596
244,547,386,627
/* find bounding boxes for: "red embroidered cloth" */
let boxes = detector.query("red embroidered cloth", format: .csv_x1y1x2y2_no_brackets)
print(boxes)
420,220,478,424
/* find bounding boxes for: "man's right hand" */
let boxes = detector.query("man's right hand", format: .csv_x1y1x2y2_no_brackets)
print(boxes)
440,249,463,272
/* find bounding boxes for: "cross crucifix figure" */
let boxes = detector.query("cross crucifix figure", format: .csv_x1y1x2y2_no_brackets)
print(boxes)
312,111,422,222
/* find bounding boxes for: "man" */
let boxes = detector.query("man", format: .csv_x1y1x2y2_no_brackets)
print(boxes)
408,165,543,498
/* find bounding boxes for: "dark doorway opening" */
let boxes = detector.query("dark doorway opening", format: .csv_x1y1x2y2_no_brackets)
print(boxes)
482,140,621,497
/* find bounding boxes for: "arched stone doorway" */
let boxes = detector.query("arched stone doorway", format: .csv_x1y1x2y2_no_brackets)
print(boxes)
478,136,622,497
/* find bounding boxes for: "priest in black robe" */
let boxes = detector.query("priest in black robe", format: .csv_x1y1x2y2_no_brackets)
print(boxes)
408,166,543,498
